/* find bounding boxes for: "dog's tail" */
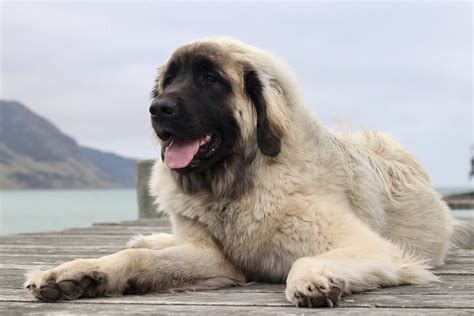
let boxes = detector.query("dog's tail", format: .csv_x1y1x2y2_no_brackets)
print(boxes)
451,218,474,249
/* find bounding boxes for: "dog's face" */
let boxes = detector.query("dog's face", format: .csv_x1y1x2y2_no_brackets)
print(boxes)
150,44,239,174
150,41,282,177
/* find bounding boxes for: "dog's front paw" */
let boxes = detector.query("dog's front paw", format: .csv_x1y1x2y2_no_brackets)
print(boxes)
286,258,346,308
24,259,108,301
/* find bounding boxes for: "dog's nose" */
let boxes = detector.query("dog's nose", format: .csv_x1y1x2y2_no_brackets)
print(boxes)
149,99,178,118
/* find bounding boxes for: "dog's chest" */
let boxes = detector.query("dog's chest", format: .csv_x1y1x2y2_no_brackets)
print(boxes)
193,202,315,282
166,185,323,282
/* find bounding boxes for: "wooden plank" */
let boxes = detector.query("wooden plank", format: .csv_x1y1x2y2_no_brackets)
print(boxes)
2,254,471,277
0,258,471,276
1,288,473,309
1,250,470,264
0,219,472,314
1,262,472,276
136,159,158,219
2,272,473,295
0,236,132,245
2,247,468,258
93,219,171,226
0,302,471,315
0,230,172,244
0,248,122,256
53,228,168,236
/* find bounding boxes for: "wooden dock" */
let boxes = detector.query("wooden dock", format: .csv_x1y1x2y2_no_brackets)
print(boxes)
1,218,473,314
445,192,474,209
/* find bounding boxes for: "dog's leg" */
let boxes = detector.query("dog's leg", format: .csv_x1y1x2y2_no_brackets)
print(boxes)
126,233,176,250
25,242,245,301
285,227,437,307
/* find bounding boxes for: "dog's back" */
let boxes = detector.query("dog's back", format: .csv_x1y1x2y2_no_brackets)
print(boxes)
333,129,453,265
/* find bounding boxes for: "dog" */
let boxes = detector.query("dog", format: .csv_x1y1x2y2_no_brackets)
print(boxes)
25,37,471,307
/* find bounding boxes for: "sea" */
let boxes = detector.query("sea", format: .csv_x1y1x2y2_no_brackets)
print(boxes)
0,187,472,235
0,189,138,235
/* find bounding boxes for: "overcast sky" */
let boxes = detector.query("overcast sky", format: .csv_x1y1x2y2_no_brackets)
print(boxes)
1,1,472,187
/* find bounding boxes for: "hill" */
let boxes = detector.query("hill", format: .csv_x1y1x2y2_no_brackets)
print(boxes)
0,100,136,189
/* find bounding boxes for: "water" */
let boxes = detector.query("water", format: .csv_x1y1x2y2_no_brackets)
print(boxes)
0,188,472,235
0,189,138,235
451,210,474,218
436,186,473,196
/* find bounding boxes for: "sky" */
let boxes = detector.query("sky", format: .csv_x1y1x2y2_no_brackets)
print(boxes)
1,1,472,187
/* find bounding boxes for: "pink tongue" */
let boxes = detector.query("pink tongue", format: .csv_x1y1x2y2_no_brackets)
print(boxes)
164,138,200,169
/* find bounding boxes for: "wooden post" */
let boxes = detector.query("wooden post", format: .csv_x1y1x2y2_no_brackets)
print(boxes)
136,160,159,218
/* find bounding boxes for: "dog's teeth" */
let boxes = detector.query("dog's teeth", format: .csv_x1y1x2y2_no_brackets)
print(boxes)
200,134,212,145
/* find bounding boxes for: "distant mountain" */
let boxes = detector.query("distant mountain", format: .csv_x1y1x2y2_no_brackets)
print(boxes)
80,147,136,187
0,100,136,189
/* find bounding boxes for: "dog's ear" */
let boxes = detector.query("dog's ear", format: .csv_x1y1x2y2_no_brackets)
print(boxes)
244,71,281,157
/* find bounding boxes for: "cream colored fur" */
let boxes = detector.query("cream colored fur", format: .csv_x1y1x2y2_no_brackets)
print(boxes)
26,38,456,307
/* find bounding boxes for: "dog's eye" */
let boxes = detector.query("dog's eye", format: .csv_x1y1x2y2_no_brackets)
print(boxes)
163,76,173,87
203,74,217,84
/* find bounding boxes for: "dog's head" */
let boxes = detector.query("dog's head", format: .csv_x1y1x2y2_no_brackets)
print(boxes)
150,38,292,196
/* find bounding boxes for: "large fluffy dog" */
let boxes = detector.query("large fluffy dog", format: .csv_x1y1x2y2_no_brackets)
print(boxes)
25,38,470,307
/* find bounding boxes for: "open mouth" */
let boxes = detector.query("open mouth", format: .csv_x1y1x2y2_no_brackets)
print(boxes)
163,132,221,170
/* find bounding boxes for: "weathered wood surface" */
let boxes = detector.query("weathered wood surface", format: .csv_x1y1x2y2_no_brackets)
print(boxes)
136,160,158,218
0,219,473,314
444,191,474,209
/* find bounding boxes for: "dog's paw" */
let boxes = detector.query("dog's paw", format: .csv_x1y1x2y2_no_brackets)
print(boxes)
286,259,346,308
286,275,344,307
24,259,108,301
